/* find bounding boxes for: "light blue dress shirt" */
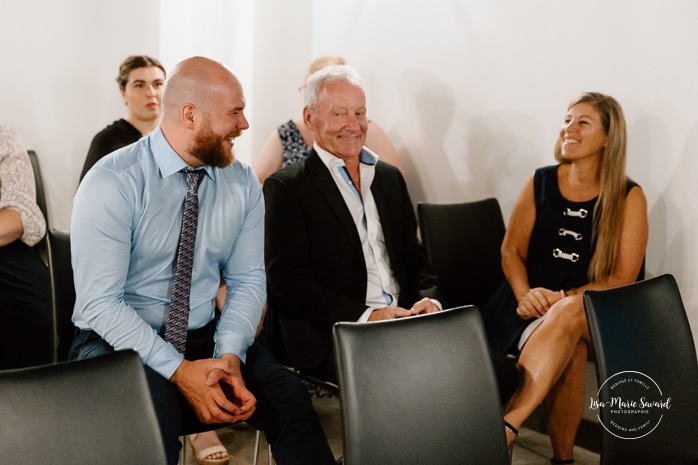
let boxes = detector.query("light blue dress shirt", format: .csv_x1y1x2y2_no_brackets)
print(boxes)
71,127,266,379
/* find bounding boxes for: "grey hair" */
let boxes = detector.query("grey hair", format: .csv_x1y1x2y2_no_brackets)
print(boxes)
304,65,364,111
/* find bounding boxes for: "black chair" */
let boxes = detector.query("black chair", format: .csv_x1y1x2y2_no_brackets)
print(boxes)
417,198,505,310
0,350,167,465
583,274,698,465
27,150,49,265
47,228,76,362
333,306,510,465
27,150,48,223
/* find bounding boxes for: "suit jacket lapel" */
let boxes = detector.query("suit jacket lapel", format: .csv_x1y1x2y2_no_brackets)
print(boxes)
371,165,399,263
307,151,363,253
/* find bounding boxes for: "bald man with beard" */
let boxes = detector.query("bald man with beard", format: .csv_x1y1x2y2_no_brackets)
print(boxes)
70,57,338,465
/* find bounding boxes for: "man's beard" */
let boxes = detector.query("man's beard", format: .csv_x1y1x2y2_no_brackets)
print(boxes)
188,120,238,168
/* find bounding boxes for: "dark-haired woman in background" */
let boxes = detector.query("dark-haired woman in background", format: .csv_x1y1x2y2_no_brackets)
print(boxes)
80,55,166,180
484,92,648,464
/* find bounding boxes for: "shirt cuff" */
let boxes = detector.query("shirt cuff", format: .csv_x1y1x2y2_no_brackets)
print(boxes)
357,307,374,323
214,337,250,365
155,348,185,380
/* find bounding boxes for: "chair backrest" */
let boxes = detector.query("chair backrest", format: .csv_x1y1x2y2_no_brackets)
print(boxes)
27,150,48,223
417,198,505,310
0,350,167,465
27,150,49,264
333,306,510,465
583,274,698,465
47,228,76,362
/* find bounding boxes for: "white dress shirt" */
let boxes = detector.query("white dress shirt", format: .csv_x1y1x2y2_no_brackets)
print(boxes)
315,145,400,322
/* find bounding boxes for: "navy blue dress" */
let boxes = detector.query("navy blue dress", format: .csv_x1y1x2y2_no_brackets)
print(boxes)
483,165,639,354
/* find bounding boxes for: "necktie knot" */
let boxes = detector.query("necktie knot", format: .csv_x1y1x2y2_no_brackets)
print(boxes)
183,169,205,192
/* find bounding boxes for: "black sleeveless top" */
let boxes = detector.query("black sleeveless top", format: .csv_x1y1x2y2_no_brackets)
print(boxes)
527,165,639,290
483,164,640,354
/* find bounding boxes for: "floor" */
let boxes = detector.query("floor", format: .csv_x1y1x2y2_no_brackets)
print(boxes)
182,396,600,465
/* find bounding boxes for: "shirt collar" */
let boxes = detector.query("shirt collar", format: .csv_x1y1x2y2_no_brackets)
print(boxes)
314,143,379,171
359,146,380,165
150,126,216,180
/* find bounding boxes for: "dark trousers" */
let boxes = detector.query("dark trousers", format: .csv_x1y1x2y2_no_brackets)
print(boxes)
69,322,336,465
0,240,52,369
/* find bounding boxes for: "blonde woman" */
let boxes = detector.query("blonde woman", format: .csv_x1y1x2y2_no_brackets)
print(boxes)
484,92,648,464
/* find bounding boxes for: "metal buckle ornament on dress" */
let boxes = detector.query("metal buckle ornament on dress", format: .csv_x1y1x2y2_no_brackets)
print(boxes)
558,228,583,240
563,207,588,218
553,248,580,262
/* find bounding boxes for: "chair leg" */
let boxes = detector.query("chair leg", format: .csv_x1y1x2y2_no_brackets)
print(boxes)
253,430,260,465
179,436,187,464
253,429,275,465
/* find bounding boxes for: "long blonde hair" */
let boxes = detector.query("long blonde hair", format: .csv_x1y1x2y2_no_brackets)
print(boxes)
554,92,628,282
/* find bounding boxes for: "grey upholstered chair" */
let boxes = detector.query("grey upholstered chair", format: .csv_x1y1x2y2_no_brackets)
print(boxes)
584,274,698,465
333,306,510,465
0,350,167,465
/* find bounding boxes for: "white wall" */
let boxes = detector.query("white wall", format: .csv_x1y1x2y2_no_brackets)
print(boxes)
0,0,161,230
2,0,697,345
250,0,698,344
159,0,256,167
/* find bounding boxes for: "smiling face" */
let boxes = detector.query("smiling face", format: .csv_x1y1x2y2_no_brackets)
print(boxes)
120,66,165,124
559,102,608,162
188,76,249,168
304,79,368,162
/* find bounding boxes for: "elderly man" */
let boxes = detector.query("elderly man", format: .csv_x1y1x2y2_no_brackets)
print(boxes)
263,65,442,383
71,56,337,465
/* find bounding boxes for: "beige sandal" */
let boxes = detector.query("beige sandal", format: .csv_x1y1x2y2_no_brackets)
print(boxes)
188,433,230,465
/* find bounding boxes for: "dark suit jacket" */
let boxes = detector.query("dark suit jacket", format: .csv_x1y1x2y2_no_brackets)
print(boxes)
263,150,438,371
